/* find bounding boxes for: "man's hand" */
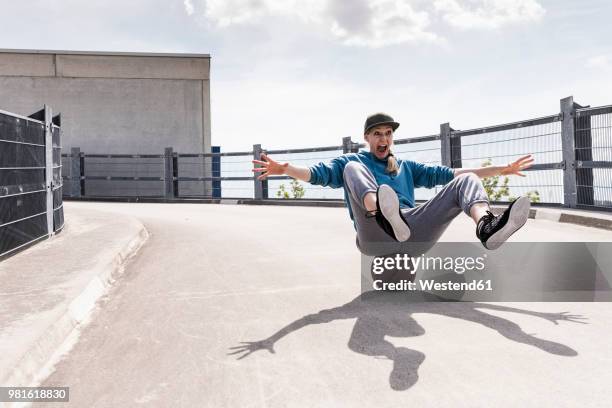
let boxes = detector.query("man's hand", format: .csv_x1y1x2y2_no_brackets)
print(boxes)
252,153,289,181
500,154,534,177
536,311,587,325
227,340,276,360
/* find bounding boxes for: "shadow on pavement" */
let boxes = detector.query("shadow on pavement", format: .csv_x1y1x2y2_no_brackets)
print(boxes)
230,291,586,391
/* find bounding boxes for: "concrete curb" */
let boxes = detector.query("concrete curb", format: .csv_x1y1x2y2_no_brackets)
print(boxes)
557,213,612,231
489,206,612,232
444,204,612,233
1,220,149,392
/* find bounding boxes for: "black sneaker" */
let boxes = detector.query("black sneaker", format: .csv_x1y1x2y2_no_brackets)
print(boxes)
366,185,411,242
476,196,530,250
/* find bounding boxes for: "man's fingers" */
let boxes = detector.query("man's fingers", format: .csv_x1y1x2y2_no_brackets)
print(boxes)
257,173,268,181
236,352,251,360
252,168,267,172
511,156,533,166
520,160,535,168
252,159,267,166
228,344,249,349
565,314,587,319
569,318,588,324
516,154,533,163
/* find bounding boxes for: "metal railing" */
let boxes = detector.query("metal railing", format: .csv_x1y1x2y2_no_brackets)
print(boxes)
61,96,612,211
573,103,612,208
1,106,64,259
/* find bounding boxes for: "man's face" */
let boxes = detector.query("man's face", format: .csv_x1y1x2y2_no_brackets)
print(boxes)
365,125,394,160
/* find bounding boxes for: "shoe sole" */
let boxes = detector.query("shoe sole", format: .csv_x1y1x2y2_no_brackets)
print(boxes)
485,196,530,250
378,185,411,242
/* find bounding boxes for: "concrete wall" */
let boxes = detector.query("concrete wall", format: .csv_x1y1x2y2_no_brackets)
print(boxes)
0,50,211,155
0,50,212,197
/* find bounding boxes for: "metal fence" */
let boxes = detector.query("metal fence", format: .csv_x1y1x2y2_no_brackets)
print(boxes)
1,106,64,259
61,96,612,211
574,104,612,208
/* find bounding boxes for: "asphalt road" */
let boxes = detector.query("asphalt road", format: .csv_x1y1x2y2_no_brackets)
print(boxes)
39,202,612,408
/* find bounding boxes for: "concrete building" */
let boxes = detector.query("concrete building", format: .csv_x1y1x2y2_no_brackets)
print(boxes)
0,49,211,153
0,49,212,196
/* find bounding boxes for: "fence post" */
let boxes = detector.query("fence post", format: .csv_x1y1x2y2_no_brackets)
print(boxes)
70,147,81,197
451,131,461,169
342,136,359,153
560,96,578,208
164,147,175,199
342,136,352,154
574,108,594,206
173,151,179,198
253,144,265,200
79,151,85,196
440,123,462,168
44,105,54,237
440,123,452,167
211,146,221,198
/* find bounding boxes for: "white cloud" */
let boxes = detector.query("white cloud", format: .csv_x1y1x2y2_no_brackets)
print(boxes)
330,0,439,47
184,0,195,16
434,0,545,29
196,0,545,47
202,0,439,47
204,0,267,27
585,55,611,70
204,0,326,27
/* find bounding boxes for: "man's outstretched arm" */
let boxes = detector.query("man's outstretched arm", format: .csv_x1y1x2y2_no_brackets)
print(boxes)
228,302,360,360
474,303,587,325
453,154,534,178
253,153,346,188
252,153,311,182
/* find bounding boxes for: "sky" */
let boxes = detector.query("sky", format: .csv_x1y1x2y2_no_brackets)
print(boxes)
1,0,611,151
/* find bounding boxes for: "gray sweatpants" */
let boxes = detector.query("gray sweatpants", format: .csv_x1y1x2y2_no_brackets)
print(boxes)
343,162,489,256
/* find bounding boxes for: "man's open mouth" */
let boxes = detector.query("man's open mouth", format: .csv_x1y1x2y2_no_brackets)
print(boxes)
376,144,388,154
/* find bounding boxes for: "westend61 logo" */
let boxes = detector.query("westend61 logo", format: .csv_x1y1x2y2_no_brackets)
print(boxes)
370,253,491,292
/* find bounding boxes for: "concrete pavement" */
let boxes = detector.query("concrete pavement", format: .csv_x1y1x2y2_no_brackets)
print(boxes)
0,204,148,394
11,201,608,408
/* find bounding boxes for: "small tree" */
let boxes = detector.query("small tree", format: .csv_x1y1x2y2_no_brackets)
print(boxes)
521,190,541,203
276,184,290,199
290,178,305,199
276,179,305,199
481,159,540,203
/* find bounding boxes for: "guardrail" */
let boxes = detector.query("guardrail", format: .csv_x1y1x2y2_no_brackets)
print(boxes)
61,96,612,211
1,106,64,259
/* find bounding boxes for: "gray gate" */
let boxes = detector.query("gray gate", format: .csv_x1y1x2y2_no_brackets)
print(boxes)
0,105,64,259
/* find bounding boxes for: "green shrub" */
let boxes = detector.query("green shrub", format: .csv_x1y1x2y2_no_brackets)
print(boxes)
481,159,540,203
276,179,305,199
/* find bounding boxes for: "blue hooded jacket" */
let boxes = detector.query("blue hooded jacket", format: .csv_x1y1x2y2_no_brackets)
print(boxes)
308,150,455,221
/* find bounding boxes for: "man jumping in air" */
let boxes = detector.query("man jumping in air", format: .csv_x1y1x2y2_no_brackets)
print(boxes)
252,113,534,255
